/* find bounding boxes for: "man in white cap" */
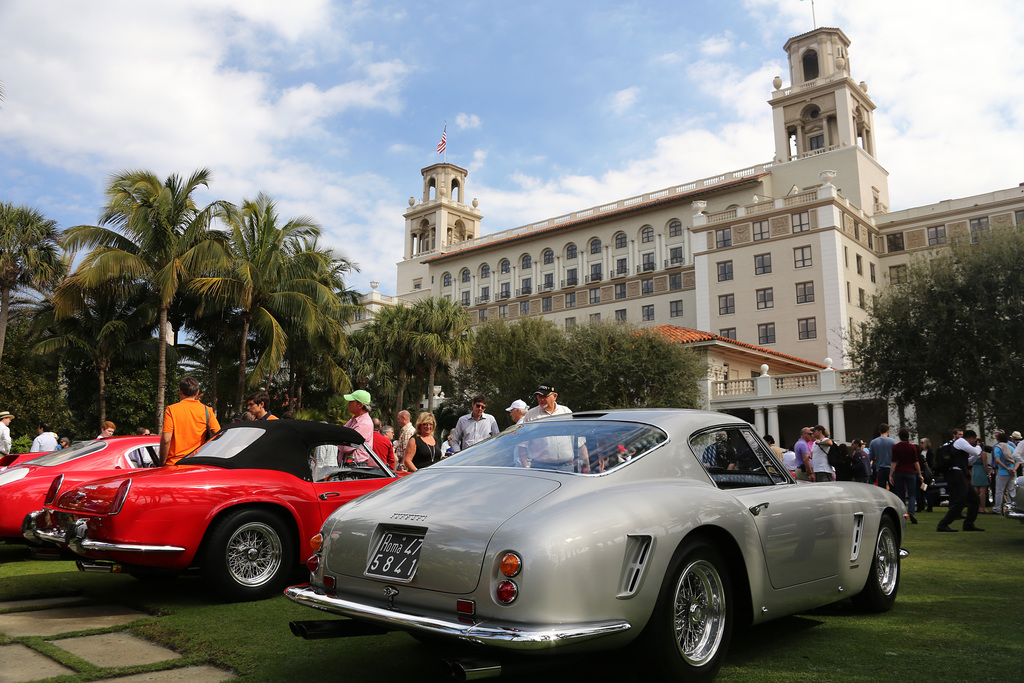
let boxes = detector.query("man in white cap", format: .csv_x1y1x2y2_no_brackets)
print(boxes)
0,411,13,455
506,399,528,426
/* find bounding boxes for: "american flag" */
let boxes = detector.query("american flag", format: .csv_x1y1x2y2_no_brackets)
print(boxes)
436,125,446,154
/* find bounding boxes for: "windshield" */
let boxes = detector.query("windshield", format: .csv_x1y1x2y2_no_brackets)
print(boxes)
181,427,263,460
433,420,667,474
20,440,106,467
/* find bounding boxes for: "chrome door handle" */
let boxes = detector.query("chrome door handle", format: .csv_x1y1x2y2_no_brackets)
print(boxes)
749,502,769,516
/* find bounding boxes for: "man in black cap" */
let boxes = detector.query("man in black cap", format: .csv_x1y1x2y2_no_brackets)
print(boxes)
521,383,586,472
522,383,571,423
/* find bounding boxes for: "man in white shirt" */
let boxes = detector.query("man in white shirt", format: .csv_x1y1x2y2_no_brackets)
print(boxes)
450,395,499,453
506,399,528,426
522,383,586,471
30,423,59,452
937,429,984,532
0,411,13,455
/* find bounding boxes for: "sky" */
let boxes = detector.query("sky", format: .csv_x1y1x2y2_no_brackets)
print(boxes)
3,0,1023,296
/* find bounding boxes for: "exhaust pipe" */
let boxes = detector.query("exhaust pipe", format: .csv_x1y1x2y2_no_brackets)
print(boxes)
447,657,503,681
289,620,390,640
76,560,123,573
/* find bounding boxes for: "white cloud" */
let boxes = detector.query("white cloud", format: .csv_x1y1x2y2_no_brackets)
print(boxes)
609,86,641,115
699,32,735,57
456,113,482,129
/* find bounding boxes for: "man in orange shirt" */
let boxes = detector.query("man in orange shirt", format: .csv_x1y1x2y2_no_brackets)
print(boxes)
161,376,220,465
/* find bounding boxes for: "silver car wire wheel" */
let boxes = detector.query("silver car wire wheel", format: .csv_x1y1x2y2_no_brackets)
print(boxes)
224,521,283,586
873,523,899,597
673,558,727,666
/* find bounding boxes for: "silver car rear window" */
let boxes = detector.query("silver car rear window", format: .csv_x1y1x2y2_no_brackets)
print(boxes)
435,420,667,474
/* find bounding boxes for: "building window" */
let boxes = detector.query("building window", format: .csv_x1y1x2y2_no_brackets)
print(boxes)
642,304,655,321
520,278,532,296
669,273,682,290
868,233,874,250
927,225,946,246
616,257,628,275
792,211,810,233
719,327,736,340
565,292,576,308
565,268,578,287
641,226,654,243
889,265,908,284
846,281,851,302
669,246,683,265
870,263,876,283
856,253,863,275
590,238,602,254
754,253,771,275
461,269,471,283
480,264,490,279
500,259,510,274
442,273,452,287
717,260,733,282
886,233,905,253
480,286,490,302
413,281,421,290
794,246,812,268
1016,210,1024,227
543,273,554,290
795,281,814,304
642,252,656,272
615,309,627,323
461,291,470,306
668,219,683,237
590,263,602,282
758,322,776,345
753,219,769,241
565,317,576,330
756,287,774,310
521,254,532,270
500,282,511,299
854,222,861,240
858,288,866,308
642,278,654,295
589,288,601,304
615,283,626,299
542,249,554,265
969,217,989,243
615,232,627,249
715,227,732,248
542,296,552,312
719,294,735,315
566,244,578,260
670,300,683,317
520,301,530,315
844,246,849,268
809,134,824,150
798,317,817,340
479,308,487,323
590,313,601,324
498,304,508,319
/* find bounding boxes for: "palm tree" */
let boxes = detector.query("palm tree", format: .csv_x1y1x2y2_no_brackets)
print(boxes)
0,203,66,364
410,297,472,412
351,304,419,422
60,169,229,428
191,193,346,409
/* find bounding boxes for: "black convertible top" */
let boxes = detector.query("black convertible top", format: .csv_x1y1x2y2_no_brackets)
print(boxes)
181,419,367,481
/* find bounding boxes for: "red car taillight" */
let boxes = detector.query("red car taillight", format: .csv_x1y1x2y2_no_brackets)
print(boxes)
306,554,320,573
109,479,132,515
44,474,65,506
495,580,518,605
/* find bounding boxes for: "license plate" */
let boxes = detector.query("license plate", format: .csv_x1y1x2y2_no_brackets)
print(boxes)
365,530,425,582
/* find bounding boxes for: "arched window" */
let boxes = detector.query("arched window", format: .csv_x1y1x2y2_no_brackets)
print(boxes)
668,219,682,237
451,179,461,203
522,254,532,270
442,273,452,287
480,263,491,279
640,226,654,243
590,238,602,254
500,259,510,274
614,232,627,249
461,269,471,283
542,249,554,265
802,49,819,81
566,243,578,260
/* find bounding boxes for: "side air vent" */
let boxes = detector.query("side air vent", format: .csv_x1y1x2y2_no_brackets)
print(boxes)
617,534,654,598
850,512,865,561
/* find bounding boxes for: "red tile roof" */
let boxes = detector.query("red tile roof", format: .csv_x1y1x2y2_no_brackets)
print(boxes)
651,325,826,369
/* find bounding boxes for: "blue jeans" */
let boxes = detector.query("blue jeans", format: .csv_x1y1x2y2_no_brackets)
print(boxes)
892,472,917,513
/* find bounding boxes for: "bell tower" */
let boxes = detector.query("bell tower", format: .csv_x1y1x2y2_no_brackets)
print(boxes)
770,28,877,163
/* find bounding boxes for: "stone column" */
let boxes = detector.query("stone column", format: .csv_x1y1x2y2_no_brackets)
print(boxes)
754,408,766,436
831,402,847,443
767,407,780,445
816,403,830,432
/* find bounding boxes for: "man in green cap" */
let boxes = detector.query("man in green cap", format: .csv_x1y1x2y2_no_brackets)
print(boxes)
342,390,373,464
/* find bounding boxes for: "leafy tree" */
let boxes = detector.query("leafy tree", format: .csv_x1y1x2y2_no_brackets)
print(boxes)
0,203,66,364
550,322,705,411
350,305,419,423
848,224,1024,434
0,313,72,442
410,297,472,413
61,168,230,429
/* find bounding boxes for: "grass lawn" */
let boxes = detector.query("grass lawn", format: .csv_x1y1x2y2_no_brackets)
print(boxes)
2,509,1022,682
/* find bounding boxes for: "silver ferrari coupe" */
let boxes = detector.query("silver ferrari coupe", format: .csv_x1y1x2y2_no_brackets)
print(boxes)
286,410,906,681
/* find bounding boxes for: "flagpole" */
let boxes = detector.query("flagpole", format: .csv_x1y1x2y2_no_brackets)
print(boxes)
443,120,447,164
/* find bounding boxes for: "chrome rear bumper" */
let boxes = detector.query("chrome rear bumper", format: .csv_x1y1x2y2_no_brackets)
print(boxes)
22,509,185,554
284,583,631,651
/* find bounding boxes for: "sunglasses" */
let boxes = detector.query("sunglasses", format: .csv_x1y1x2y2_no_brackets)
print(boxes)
474,404,486,408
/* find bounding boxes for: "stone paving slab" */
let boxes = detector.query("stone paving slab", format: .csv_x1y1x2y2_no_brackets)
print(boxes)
0,643,75,683
94,666,237,682
0,596,88,611
52,632,182,668
0,604,149,637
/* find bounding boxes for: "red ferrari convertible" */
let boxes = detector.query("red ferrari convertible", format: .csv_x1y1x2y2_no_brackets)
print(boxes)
26,420,401,600
1,436,160,543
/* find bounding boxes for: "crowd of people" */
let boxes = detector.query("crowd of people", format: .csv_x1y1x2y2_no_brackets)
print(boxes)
770,422,1024,531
